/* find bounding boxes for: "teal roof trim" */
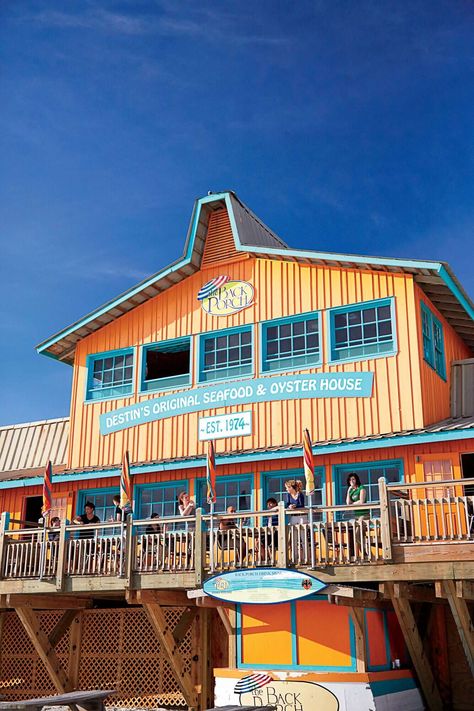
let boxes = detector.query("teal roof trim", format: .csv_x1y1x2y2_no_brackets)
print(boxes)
1,425,473,490
438,265,474,321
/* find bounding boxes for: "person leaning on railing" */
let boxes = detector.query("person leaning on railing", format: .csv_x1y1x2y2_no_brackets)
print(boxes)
73,501,101,538
345,474,369,519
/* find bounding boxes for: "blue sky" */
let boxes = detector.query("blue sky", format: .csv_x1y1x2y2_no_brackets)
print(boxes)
1,0,473,426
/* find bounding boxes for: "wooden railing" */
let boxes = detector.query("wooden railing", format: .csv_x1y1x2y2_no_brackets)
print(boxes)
0,477,472,587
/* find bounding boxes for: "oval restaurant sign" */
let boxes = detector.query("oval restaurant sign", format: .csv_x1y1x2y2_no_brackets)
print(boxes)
197,275,254,316
203,568,326,604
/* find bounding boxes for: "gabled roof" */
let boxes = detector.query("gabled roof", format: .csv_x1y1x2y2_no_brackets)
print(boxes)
37,191,474,364
0,417,69,481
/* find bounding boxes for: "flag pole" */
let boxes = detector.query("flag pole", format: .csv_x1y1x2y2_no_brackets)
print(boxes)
303,429,316,569
208,456,215,573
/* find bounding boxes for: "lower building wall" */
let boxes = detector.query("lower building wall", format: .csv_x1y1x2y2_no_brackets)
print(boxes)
214,670,423,711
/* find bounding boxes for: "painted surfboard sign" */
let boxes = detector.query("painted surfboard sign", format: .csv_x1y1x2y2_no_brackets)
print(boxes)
203,568,326,604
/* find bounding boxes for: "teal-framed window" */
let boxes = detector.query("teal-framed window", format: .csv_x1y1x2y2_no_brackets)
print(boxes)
261,468,325,520
329,297,396,363
140,337,191,393
236,596,357,671
261,312,321,373
198,326,253,383
196,474,253,515
85,348,134,402
421,302,446,379
135,481,186,520
334,460,404,515
77,488,119,522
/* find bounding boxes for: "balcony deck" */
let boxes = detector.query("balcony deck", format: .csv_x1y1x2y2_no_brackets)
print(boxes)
0,478,472,597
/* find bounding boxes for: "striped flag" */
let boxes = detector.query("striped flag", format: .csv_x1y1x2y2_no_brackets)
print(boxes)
197,275,229,301
206,440,217,504
234,673,273,694
42,461,53,515
303,428,315,496
120,451,133,512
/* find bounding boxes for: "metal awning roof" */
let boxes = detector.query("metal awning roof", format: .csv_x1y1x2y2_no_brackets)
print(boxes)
37,191,474,364
0,417,69,481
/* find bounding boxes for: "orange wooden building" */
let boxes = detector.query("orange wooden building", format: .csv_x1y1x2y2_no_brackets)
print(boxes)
0,191,473,710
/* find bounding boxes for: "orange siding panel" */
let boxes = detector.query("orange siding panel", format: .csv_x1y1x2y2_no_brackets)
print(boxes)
416,284,472,425
241,603,293,666
296,600,353,668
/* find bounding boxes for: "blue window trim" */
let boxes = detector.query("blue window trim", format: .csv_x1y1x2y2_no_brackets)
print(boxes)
197,325,254,384
236,596,357,671
195,473,254,513
365,609,392,672
333,459,405,506
420,302,447,381
327,297,397,365
259,311,322,375
76,486,119,517
139,337,192,394
134,480,188,519
85,347,135,403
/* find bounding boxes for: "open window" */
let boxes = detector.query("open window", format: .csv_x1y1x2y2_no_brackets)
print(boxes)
141,337,191,392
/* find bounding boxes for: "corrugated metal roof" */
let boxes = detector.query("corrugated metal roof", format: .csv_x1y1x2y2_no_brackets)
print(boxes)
0,417,69,481
37,191,474,364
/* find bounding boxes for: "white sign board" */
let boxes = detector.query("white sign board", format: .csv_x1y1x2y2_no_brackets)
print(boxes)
198,412,252,440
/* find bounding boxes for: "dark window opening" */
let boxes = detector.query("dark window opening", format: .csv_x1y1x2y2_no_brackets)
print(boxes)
145,347,190,381
461,453,474,497
24,496,43,525
142,339,191,391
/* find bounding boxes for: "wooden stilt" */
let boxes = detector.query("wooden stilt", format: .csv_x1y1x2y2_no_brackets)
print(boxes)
15,606,72,693
386,583,443,711
216,607,236,669
443,580,474,678
143,601,198,710
199,607,211,711
350,608,366,672
68,611,83,689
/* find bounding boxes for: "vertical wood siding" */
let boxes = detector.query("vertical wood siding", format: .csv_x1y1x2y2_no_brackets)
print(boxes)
201,208,247,267
415,284,472,425
68,253,433,469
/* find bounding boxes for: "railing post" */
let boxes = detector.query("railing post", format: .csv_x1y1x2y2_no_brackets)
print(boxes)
124,514,134,588
378,477,392,560
194,508,204,586
277,501,288,568
0,512,10,580
55,519,69,591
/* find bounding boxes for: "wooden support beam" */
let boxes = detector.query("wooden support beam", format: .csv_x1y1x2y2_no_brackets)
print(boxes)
15,606,72,693
143,601,198,710
380,582,441,604
330,596,390,609
456,580,474,601
48,609,78,649
385,583,443,711
1,594,92,610
173,607,198,647
350,608,366,672
127,589,191,606
442,580,474,678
